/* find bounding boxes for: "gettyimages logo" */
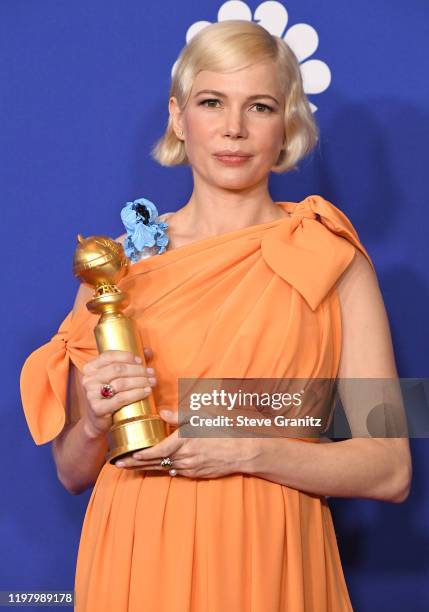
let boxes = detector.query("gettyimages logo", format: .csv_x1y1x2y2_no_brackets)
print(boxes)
172,1,332,113
175,377,428,439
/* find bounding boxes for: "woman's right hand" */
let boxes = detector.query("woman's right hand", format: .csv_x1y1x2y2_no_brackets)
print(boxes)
80,348,157,439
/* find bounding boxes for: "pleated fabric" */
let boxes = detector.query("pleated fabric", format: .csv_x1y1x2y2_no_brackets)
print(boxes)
20,194,374,611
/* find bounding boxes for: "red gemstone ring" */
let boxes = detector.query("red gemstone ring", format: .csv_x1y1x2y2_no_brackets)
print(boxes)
100,383,115,399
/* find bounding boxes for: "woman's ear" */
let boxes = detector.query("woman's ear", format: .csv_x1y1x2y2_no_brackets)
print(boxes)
169,96,184,140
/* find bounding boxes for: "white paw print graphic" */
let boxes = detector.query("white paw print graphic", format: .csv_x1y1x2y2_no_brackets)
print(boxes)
172,0,331,113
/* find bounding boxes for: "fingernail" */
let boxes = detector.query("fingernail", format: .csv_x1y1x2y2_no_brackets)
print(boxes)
160,409,172,417
135,356,142,363
147,367,155,374
116,461,125,467
148,377,157,385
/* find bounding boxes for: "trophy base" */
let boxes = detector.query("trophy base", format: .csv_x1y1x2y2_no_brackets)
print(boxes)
106,415,167,464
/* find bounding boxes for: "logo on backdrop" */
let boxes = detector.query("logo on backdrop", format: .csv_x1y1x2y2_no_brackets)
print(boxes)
171,0,331,113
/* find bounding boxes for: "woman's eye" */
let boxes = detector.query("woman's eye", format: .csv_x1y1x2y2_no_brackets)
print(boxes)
253,103,273,113
199,98,220,108
198,99,273,113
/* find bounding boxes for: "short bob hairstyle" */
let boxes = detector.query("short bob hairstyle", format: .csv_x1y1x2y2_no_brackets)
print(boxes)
151,20,319,174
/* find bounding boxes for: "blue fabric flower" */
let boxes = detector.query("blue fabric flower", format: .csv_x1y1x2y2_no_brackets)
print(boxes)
120,197,170,262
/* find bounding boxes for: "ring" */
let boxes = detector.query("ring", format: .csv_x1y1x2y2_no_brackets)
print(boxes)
161,457,178,476
160,457,173,469
100,383,115,399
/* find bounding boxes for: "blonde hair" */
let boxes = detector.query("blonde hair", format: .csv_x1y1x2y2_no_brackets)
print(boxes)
150,20,319,174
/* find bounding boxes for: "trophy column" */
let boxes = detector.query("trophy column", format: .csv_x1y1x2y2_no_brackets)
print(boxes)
73,233,167,464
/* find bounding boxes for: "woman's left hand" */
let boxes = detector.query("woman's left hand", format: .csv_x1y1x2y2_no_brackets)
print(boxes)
114,408,257,479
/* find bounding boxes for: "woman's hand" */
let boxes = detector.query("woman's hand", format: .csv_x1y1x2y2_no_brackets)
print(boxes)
80,347,157,439
115,410,258,479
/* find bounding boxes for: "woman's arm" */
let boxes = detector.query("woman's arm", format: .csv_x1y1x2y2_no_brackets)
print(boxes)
242,250,412,503
51,283,109,495
51,363,110,496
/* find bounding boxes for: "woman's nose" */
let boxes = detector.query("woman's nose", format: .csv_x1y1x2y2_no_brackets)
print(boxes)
223,110,247,138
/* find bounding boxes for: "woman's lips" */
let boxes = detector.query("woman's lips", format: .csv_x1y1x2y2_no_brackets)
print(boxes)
213,154,253,165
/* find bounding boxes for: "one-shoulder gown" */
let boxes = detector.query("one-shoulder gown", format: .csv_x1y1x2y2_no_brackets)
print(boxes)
20,195,374,611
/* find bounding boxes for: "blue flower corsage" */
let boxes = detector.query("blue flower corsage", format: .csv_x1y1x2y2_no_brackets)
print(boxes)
120,197,170,262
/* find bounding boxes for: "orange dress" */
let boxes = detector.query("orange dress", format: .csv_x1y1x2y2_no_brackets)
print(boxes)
20,195,374,612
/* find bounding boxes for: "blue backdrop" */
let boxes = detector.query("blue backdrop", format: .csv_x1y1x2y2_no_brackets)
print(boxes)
2,1,428,610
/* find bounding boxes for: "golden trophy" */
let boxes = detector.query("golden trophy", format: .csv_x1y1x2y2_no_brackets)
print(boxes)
73,233,167,464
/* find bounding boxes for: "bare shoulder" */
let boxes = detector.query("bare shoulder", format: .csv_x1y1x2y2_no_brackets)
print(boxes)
115,232,127,245
72,284,93,320
336,247,384,326
336,248,380,305
335,247,397,378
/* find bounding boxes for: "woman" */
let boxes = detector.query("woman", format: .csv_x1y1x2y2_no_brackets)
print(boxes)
20,20,412,611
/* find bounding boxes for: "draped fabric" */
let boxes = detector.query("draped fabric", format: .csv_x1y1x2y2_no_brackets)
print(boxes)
20,195,374,611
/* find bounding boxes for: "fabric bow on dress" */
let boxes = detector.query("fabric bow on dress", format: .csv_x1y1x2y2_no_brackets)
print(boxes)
20,308,98,445
261,195,375,311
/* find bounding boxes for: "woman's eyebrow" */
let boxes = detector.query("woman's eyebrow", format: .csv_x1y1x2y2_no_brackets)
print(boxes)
194,89,280,104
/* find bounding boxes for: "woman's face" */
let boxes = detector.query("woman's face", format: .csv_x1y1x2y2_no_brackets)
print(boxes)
169,60,286,190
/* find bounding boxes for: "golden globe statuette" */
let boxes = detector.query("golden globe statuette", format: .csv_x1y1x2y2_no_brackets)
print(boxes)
73,233,167,464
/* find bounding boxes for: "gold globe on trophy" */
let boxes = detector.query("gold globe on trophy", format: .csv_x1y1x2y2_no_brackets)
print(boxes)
73,233,167,464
